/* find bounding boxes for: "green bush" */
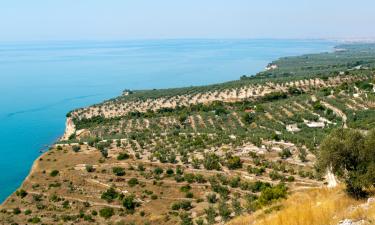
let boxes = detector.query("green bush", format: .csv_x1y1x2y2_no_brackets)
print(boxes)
72,145,81,152
112,167,126,176
205,206,217,225
180,185,192,193
218,200,232,221
242,113,255,124
128,178,139,187
13,208,21,215
122,194,138,211
279,149,292,159
166,168,174,175
117,152,130,160
101,188,119,203
171,200,192,211
206,193,217,203
203,153,221,170
16,189,28,198
153,167,164,175
226,155,242,169
185,192,194,198
258,183,288,206
50,170,59,177
85,164,95,172
28,217,41,224
99,207,114,219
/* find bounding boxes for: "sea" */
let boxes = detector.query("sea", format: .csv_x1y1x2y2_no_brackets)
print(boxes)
0,39,335,203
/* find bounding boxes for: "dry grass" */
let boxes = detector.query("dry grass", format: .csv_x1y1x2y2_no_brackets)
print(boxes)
228,186,375,225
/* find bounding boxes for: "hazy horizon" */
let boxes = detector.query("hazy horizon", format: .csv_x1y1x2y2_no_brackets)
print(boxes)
1,0,375,42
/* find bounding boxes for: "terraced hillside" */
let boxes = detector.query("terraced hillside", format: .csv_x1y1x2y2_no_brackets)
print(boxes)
1,44,375,225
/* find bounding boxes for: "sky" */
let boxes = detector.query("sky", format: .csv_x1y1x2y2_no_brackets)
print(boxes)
0,0,375,41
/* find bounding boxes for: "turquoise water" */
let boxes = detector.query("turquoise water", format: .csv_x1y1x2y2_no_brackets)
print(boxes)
0,39,334,202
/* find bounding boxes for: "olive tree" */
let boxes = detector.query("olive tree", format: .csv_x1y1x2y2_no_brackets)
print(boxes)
318,128,375,198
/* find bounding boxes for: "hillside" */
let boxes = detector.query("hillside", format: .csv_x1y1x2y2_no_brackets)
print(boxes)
1,44,375,225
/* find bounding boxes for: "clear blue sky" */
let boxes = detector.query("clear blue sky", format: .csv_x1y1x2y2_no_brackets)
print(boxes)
1,0,374,41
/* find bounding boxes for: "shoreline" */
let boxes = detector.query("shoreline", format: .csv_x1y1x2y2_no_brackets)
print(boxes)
0,42,339,206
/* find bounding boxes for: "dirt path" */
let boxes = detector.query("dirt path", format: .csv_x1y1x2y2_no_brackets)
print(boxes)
321,101,348,128
28,191,123,209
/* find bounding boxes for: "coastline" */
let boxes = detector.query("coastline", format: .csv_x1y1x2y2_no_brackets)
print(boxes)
1,42,375,225
0,41,338,206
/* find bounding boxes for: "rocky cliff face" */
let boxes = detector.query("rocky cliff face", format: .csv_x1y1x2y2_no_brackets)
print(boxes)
61,117,76,141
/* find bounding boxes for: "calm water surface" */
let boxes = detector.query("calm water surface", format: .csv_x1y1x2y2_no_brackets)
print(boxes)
0,39,335,202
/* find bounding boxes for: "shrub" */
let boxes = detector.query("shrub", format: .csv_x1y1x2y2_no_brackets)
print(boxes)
258,183,288,206
166,168,174,175
179,212,194,225
101,188,119,202
100,149,108,158
248,181,271,193
185,192,194,198
269,170,283,180
117,152,130,160
196,218,204,225
72,145,81,152
313,101,325,111
112,167,126,176
206,193,217,203
226,156,243,169
128,178,139,187
16,189,28,198
13,208,21,215
232,198,243,216
218,200,232,221
154,167,164,175
229,176,241,188
32,194,42,202
28,217,41,224
83,214,94,222
85,164,95,172
242,113,255,124
287,176,295,182
99,207,114,219
298,148,307,162
205,206,217,225
247,165,266,176
262,92,287,102
176,166,184,175
122,194,138,211
137,163,145,171
195,174,207,183
180,185,191,193
50,170,59,177
279,149,292,159
184,173,195,183
203,153,221,170
171,200,192,211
